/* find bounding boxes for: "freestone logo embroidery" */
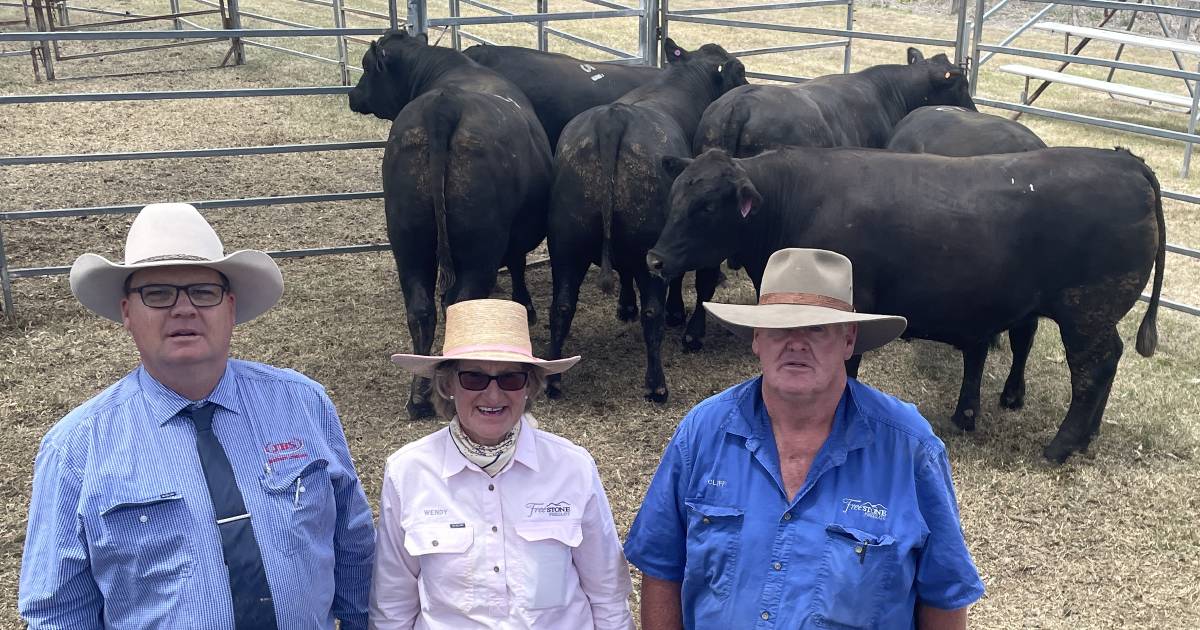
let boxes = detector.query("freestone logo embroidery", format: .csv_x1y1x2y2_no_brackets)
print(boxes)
842,498,888,520
525,501,572,518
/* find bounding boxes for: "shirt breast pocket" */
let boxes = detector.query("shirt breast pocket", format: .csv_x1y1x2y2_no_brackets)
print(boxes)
96,491,195,600
514,520,583,610
684,501,744,602
810,523,899,629
404,524,476,613
259,458,334,556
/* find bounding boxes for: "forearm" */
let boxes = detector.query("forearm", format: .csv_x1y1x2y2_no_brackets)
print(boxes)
640,574,683,630
918,604,968,630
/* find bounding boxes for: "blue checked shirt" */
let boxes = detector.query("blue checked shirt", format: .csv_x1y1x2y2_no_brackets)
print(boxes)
19,360,375,629
624,377,984,629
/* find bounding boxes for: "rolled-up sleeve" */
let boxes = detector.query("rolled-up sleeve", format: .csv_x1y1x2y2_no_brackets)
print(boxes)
914,447,985,610
368,466,421,630
325,397,376,630
572,458,634,629
19,440,103,630
622,425,692,583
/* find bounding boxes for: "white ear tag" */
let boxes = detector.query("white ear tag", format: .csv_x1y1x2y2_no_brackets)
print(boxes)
739,199,753,218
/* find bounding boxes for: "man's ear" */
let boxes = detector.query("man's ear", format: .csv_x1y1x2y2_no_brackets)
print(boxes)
907,47,924,65
843,323,859,360
120,297,132,330
662,155,693,179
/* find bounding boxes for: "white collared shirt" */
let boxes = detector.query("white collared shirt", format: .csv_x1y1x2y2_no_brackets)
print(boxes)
369,415,635,630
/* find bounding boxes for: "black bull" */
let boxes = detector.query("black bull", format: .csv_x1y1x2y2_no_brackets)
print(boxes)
648,147,1165,463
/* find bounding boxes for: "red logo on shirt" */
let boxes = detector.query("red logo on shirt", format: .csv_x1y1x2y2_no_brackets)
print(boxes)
265,438,304,455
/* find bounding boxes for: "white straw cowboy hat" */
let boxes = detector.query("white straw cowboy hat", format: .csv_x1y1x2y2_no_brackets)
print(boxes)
705,248,907,354
391,299,580,377
69,203,283,324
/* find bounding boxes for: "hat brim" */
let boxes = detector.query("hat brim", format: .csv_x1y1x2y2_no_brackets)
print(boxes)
704,302,907,354
69,249,283,325
391,350,581,377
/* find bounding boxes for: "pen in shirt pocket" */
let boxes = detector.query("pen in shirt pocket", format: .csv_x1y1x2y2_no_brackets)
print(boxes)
294,478,305,507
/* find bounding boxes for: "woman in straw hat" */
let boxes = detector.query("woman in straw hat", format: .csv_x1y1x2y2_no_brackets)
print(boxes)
369,298,635,629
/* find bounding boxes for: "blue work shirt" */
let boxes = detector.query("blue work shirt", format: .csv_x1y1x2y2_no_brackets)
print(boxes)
624,377,984,629
19,360,376,629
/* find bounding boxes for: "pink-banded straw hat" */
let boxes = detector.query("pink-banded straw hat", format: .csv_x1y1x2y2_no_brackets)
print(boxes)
390,299,580,376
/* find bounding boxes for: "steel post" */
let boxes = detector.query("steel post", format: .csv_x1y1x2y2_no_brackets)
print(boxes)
0,221,12,320
224,0,245,64
389,0,398,29
843,0,853,73
1182,62,1200,177
642,0,659,66
450,0,461,50
408,0,427,33
171,0,181,29
537,0,547,52
954,0,968,65
657,0,666,65
970,0,984,95
332,0,349,84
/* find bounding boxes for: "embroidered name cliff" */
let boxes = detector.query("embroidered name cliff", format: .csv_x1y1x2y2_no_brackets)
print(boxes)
842,498,888,520
525,501,572,518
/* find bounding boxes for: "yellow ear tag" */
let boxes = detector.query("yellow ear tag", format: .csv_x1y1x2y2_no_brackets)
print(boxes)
944,71,951,79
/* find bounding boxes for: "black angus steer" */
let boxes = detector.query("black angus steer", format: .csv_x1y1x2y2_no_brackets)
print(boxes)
464,44,660,149
887,105,1046,155
888,104,1048,417
547,38,746,403
349,30,553,419
695,48,975,157
648,147,1165,463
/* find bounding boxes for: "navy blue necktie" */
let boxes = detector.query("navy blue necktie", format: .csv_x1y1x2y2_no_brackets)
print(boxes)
184,403,278,630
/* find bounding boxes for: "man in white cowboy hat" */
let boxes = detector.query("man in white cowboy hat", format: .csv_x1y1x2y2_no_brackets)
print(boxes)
18,203,375,629
624,248,984,630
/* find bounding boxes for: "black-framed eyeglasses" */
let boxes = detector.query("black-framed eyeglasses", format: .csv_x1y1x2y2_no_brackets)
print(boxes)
127,283,229,309
457,370,528,392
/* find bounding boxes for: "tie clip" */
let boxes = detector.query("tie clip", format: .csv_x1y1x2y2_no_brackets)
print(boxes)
216,513,251,525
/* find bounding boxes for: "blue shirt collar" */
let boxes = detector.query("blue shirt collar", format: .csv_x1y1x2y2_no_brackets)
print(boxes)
724,376,876,457
137,362,241,426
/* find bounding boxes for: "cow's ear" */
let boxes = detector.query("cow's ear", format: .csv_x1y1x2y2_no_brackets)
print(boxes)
907,47,924,65
416,32,429,46
662,155,693,179
931,53,950,64
664,38,688,63
737,182,762,219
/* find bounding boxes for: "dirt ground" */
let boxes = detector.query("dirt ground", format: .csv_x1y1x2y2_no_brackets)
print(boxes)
2,0,1199,628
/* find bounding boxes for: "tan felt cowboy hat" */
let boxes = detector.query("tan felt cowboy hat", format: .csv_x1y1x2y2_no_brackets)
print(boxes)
391,299,580,377
705,248,907,354
69,203,283,324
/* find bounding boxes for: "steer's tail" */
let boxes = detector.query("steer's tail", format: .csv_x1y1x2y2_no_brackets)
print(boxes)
1135,153,1165,357
593,105,630,294
716,96,751,157
424,90,461,305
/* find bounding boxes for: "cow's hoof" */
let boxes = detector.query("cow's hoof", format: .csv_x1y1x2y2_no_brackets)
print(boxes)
666,311,686,327
951,408,977,432
682,335,704,353
406,399,436,420
999,386,1025,410
1042,442,1073,465
616,305,639,322
546,382,564,400
645,387,669,404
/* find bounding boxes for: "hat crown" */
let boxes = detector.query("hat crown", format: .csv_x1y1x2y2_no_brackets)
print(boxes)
124,203,225,265
759,248,854,305
443,299,533,356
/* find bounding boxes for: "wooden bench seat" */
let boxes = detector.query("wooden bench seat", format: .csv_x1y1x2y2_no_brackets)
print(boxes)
1033,21,1200,56
998,62,1195,109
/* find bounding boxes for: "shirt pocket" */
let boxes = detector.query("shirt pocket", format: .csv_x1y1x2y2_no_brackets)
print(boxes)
810,523,899,629
404,523,476,613
514,520,583,610
258,458,334,556
683,501,744,602
96,491,195,600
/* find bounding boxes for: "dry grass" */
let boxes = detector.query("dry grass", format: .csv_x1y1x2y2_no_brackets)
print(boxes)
2,1,1200,628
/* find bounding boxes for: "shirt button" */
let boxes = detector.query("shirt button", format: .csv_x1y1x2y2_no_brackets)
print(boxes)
139,515,148,523
491,525,498,533
782,513,792,521
761,611,770,620
493,565,501,573
488,484,495,491
702,517,711,525
432,540,439,547
773,562,782,570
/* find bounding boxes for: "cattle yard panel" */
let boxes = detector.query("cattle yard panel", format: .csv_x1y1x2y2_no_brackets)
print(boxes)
968,0,1200,317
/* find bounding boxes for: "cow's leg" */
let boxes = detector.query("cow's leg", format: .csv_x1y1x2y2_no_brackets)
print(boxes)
397,257,438,420
683,266,721,352
1000,316,1039,409
547,260,589,400
1043,326,1122,463
635,270,669,403
665,275,686,327
616,272,638,322
506,252,536,325
951,341,988,432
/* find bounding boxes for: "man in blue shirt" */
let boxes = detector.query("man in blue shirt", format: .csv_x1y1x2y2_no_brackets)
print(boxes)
625,248,984,630
19,203,375,629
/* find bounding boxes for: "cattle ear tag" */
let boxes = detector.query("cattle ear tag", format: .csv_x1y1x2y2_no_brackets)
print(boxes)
739,198,753,218
944,71,951,79
718,64,723,73
674,49,682,57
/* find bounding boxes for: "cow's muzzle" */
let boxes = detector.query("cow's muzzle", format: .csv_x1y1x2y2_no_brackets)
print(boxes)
646,251,667,278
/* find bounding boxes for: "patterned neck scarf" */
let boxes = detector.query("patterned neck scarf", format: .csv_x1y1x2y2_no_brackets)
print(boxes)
449,415,524,477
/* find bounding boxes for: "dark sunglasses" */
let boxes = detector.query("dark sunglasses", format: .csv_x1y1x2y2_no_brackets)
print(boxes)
457,370,528,392
127,283,229,309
